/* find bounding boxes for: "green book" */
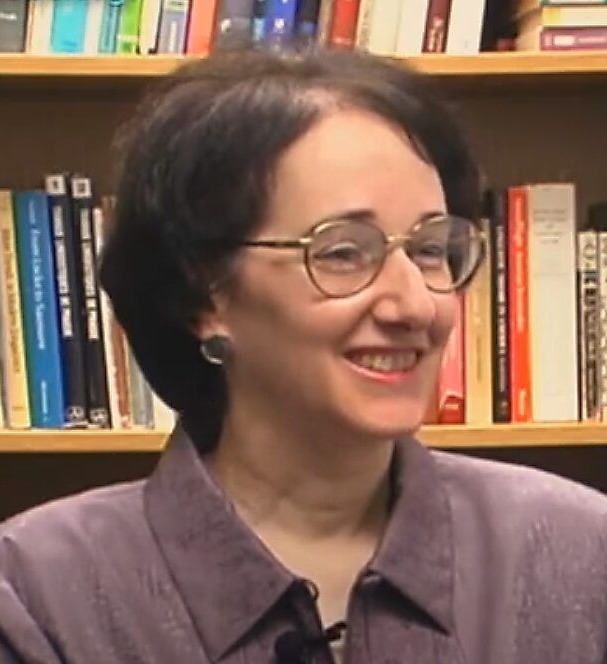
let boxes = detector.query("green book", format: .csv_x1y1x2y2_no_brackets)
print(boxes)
116,0,145,54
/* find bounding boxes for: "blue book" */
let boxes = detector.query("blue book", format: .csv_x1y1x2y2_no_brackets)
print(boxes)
264,0,297,49
50,0,90,53
157,0,190,54
252,0,267,42
98,0,124,53
13,191,66,429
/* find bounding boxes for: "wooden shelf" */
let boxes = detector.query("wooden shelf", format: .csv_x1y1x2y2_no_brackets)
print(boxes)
0,51,607,80
0,423,605,453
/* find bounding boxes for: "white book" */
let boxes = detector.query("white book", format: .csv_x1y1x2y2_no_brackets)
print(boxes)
92,207,122,430
26,0,54,54
527,183,579,422
445,0,486,54
355,0,374,49
83,0,104,54
152,392,176,432
395,0,430,55
139,0,163,54
366,0,401,55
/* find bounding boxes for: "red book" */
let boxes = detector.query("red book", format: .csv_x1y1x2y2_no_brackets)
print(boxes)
437,295,465,424
423,0,452,52
328,0,361,48
186,0,219,54
507,186,532,423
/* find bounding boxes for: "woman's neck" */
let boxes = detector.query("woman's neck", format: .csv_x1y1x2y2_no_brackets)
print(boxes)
207,408,395,542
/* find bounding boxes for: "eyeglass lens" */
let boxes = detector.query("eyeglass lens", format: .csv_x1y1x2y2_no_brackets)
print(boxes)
305,216,482,297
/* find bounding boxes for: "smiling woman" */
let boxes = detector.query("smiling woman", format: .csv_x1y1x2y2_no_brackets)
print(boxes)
1,48,607,664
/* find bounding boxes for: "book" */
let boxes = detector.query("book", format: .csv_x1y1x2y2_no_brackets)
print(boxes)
185,0,218,53
263,0,298,48
99,0,124,53
394,0,430,55
328,0,361,48
13,190,66,429
445,0,486,54
50,0,90,53
0,0,28,52
423,0,452,53
45,173,88,428
70,175,111,427
116,0,145,53
83,0,104,53
213,0,255,50
365,0,401,55
521,5,607,28
518,26,607,50
0,190,31,429
294,0,321,47
437,295,465,424
157,0,191,53
507,186,532,423
26,0,54,53
526,183,578,422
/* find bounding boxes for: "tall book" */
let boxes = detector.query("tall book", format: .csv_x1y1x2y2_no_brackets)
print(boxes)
576,229,600,422
70,175,111,427
83,0,104,53
98,0,124,53
294,0,321,47
264,0,298,48
365,0,400,55
26,0,54,53
213,0,255,50
13,191,66,429
0,0,28,52
527,183,578,422
0,190,31,429
394,0,430,55
423,0,452,52
436,295,465,424
328,0,361,48
185,0,218,53
488,189,511,423
50,0,90,53
464,216,493,424
507,186,532,422
45,173,88,428
157,0,191,53
116,0,145,53
445,0,486,54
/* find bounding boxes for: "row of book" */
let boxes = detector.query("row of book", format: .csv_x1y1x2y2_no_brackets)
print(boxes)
516,1,607,52
0,177,175,431
0,0,534,58
426,182,607,427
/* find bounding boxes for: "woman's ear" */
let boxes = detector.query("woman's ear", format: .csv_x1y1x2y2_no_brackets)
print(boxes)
191,287,231,343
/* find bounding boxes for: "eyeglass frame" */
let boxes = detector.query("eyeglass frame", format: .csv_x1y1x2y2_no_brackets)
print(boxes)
237,212,486,298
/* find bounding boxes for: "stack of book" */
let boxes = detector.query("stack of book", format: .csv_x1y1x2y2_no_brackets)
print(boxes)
516,0,607,51
0,0,506,58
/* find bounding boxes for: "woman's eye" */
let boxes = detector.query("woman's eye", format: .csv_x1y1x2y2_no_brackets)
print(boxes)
410,241,447,264
314,242,364,263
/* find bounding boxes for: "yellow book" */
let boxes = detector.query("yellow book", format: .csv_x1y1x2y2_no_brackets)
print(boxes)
0,190,31,429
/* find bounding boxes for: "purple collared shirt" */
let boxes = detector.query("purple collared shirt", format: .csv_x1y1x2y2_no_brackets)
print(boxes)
1,422,607,663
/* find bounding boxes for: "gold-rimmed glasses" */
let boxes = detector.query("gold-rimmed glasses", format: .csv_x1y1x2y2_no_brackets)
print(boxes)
240,213,485,298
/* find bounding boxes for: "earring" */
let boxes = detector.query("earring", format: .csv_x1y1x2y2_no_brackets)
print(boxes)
199,335,231,366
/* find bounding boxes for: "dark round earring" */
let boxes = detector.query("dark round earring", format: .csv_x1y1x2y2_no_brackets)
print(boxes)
199,335,231,366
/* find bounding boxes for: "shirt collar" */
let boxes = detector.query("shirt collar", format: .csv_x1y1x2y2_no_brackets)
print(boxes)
144,424,455,661
144,423,295,662
370,437,455,634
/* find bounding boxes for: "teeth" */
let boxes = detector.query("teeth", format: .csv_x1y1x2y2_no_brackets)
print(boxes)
350,352,418,373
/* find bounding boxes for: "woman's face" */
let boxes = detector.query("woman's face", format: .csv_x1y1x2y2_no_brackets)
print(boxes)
201,109,457,442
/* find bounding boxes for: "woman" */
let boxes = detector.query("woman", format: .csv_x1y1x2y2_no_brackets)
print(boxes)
1,49,607,664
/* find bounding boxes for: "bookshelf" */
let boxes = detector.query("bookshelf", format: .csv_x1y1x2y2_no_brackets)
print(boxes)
1,51,607,517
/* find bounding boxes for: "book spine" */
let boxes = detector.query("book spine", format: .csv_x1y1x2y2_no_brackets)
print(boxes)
139,0,162,53
213,0,255,50
71,176,111,428
365,0,401,55
26,0,54,53
185,0,218,52
328,0,360,48
157,0,190,53
45,173,88,428
251,0,267,41
315,0,335,45
128,347,154,428
50,0,90,53
395,0,430,55
527,183,578,422
262,0,297,47
294,0,320,47
437,294,465,424
423,0,452,53
354,0,374,49
83,0,105,53
116,0,145,53
445,0,486,54
0,0,28,52
598,230,607,421
577,230,600,421
489,189,511,423
507,186,532,422
542,5,607,27
98,0,124,53
0,190,31,429
464,216,493,425
13,191,66,429
540,27,607,50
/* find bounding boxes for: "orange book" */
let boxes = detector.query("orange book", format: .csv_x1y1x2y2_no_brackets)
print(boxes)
507,186,532,422
185,0,219,55
328,0,361,48
437,294,465,424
